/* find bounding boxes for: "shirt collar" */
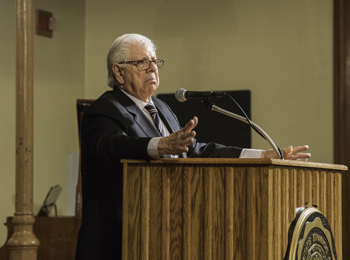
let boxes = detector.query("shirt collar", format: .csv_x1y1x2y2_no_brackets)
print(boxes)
118,87,154,110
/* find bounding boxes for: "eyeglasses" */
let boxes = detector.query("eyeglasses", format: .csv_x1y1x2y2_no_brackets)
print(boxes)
118,59,164,71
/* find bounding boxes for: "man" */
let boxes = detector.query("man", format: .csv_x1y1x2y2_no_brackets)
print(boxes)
75,34,310,260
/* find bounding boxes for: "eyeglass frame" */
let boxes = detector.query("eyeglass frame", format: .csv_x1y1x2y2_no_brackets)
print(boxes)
118,59,164,71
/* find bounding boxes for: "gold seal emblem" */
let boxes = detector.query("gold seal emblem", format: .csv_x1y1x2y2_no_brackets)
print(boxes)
285,207,337,260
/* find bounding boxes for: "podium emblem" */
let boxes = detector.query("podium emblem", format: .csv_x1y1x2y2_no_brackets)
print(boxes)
285,207,337,260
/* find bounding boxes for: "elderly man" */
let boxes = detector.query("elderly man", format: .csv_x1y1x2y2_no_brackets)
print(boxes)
75,33,310,260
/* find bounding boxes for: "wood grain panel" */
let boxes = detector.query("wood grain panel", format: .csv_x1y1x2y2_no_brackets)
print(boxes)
191,166,203,260
247,166,269,259
319,171,327,214
232,167,247,259
264,166,271,260
312,170,320,208
161,167,171,260
203,167,213,260
281,168,289,257
212,167,225,259
121,159,345,260
225,167,234,260
141,167,150,260
326,172,335,233
170,165,183,259
297,169,305,207
273,167,282,259
122,164,142,260
182,166,192,260
288,169,297,222
149,166,162,259
246,167,256,260
304,170,312,206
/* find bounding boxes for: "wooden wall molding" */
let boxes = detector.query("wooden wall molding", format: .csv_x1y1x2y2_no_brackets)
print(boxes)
334,0,350,164
334,0,350,259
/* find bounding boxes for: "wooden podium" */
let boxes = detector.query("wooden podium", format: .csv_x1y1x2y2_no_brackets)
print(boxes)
121,158,346,260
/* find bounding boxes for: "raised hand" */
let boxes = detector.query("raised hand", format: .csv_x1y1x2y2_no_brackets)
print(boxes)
158,116,198,156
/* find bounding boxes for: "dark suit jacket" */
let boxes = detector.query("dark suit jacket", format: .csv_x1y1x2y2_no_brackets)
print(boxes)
75,87,242,260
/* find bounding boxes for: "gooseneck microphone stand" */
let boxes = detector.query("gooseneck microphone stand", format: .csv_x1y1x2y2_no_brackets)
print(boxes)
202,99,284,160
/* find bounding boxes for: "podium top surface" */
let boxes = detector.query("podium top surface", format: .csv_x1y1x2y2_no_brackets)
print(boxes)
121,158,348,171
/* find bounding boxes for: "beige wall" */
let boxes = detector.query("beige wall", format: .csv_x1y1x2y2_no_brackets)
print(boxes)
0,0,85,247
85,0,333,163
0,0,332,249
0,0,16,248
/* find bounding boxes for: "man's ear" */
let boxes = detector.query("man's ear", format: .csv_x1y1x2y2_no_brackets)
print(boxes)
112,64,124,85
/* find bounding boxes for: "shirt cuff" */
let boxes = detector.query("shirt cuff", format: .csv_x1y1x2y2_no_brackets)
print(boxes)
147,137,161,158
239,148,263,158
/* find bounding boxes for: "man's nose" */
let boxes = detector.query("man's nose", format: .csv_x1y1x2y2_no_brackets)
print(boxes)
147,60,157,72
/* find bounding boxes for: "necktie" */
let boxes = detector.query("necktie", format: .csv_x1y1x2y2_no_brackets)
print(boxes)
145,104,178,158
144,104,167,137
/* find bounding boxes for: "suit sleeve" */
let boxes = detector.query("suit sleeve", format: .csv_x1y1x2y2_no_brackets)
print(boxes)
187,139,243,158
81,100,152,166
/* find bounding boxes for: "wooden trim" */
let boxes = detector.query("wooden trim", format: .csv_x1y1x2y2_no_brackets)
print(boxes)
122,158,348,170
334,0,350,165
334,0,350,259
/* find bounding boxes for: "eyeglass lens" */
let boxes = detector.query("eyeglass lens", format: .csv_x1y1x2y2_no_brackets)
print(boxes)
138,60,163,70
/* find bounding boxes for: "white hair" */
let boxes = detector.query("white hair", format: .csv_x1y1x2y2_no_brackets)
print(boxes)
106,34,157,88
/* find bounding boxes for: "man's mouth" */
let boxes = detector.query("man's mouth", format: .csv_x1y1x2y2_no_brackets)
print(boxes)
145,78,156,83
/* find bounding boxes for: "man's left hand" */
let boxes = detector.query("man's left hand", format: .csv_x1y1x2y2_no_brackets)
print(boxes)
262,145,311,161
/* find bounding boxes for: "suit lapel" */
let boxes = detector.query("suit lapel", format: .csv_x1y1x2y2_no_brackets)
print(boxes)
112,87,161,138
110,88,187,158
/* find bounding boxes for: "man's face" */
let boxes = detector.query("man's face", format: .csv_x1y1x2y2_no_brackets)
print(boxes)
115,43,160,102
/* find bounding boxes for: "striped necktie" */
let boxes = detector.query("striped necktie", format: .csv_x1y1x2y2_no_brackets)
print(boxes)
144,104,167,137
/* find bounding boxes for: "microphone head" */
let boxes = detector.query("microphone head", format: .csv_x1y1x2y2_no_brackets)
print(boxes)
175,88,187,102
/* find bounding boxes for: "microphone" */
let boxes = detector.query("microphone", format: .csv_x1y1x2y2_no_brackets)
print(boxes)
175,88,226,102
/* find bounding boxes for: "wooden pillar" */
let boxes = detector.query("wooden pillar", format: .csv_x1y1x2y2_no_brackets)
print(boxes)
7,0,40,259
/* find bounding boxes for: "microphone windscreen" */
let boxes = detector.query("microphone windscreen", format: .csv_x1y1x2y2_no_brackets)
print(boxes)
175,88,187,102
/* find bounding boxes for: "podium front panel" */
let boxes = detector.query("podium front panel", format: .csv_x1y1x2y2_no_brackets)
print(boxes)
121,159,345,260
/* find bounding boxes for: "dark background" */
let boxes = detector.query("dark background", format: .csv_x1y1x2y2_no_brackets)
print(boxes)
157,90,251,149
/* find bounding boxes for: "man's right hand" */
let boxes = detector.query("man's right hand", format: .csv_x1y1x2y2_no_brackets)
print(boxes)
158,116,198,156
